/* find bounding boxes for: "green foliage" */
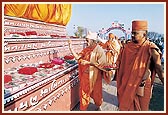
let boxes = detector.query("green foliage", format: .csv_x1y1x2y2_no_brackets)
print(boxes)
74,26,86,38
148,32,164,51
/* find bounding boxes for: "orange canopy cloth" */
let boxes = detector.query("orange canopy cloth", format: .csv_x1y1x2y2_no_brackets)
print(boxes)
132,20,148,31
4,4,72,26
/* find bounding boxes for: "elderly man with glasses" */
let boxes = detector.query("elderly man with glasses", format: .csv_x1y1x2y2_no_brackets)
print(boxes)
68,31,111,111
115,20,164,111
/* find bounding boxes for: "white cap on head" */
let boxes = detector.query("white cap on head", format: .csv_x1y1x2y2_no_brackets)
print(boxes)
86,31,97,41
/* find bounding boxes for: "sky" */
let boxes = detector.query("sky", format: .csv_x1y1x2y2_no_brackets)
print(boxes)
66,2,165,38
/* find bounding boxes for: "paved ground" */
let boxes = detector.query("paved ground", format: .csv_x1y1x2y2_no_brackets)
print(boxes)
72,78,164,111
72,80,119,111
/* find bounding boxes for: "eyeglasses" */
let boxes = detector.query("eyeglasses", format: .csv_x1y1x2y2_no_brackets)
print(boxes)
131,31,145,36
131,32,140,36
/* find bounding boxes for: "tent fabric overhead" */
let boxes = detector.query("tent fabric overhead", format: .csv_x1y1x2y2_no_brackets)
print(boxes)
4,4,72,26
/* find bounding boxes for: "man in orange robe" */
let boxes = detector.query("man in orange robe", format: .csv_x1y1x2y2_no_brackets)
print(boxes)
103,33,119,64
68,31,109,111
116,20,164,111
103,33,121,80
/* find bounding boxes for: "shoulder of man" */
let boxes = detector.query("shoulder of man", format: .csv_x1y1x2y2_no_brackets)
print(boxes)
148,40,160,51
147,40,162,56
123,41,132,49
96,44,105,52
96,44,103,50
148,40,158,48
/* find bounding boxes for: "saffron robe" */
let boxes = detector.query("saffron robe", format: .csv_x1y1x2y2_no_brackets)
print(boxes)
103,40,121,64
78,44,107,110
116,40,161,111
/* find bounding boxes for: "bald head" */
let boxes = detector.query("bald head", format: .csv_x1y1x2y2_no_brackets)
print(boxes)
108,33,115,41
